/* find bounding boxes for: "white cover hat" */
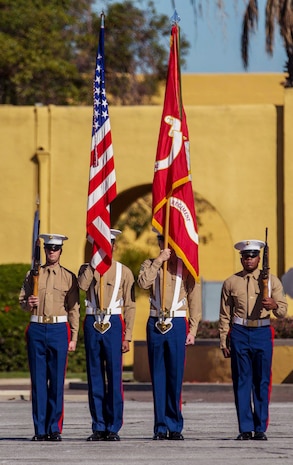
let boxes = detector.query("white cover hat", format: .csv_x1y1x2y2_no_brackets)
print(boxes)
234,240,265,253
110,229,121,240
39,233,68,246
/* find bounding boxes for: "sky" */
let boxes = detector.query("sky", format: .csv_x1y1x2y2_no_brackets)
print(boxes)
95,0,287,74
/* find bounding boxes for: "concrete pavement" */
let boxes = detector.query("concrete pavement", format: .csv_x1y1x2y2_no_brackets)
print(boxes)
0,380,293,464
0,400,293,465
1,378,293,402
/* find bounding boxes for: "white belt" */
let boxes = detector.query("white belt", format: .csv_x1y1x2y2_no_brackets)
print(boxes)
86,308,122,316
30,315,68,324
233,316,270,328
150,309,186,318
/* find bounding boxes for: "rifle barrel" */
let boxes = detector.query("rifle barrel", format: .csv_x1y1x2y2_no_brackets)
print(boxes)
262,228,269,298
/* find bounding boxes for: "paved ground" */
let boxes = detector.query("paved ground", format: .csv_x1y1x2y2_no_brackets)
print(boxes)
0,381,293,465
1,378,293,403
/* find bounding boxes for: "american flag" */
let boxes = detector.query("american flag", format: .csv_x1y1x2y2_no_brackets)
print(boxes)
87,15,117,275
152,22,199,280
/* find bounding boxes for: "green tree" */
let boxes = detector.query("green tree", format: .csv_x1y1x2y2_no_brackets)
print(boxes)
0,0,94,105
0,0,190,105
91,1,189,105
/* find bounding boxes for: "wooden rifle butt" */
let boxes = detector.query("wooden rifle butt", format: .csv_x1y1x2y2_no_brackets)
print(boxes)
262,277,269,299
32,273,39,297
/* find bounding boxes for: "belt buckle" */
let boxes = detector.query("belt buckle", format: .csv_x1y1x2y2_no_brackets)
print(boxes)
155,308,173,334
247,320,258,328
155,320,173,334
43,315,53,324
93,321,111,334
93,309,111,334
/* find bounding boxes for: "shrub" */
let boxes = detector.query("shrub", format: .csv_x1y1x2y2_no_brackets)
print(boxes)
0,264,31,371
271,317,293,338
0,264,86,373
196,320,219,339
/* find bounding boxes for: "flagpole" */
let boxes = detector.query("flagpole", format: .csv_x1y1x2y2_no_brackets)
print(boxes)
170,11,182,120
87,10,117,275
153,8,199,311
99,275,104,312
161,198,170,313
98,10,105,316
161,10,179,315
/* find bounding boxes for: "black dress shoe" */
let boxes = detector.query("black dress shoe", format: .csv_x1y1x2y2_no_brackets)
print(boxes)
87,431,106,441
48,432,62,441
236,432,253,440
169,432,184,440
105,432,120,441
253,432,267,440
153,432,167,440
31,434,47,441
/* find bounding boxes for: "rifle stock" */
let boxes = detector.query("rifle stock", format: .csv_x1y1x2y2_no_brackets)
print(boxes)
262,228,269,299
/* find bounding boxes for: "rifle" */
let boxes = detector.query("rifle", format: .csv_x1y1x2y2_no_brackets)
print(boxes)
262,227,270,299
31,218,41,299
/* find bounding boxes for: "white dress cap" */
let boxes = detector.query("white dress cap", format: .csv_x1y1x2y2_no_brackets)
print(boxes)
110,229,121,240
234,240,265,253
39,234,68,246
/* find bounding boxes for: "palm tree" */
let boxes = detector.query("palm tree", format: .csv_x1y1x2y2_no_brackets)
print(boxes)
242,0,293,87
171,0,293,87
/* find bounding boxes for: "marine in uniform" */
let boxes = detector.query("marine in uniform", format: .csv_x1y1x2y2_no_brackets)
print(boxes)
137,234,201,440
219,240,287,441
78,229,136,442
19,234,80,441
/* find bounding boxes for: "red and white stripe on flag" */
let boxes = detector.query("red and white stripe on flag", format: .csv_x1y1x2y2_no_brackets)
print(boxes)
87,16,117,275
152,23,199,280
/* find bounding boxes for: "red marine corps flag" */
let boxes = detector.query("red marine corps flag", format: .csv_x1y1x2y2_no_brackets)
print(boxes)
152,13,199,280
86,13,117,275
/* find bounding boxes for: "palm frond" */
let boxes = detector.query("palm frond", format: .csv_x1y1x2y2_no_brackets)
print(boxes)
283,46,293,87
278,0,293,87
241,0,259,68
279,0,293,47
265,0,279,55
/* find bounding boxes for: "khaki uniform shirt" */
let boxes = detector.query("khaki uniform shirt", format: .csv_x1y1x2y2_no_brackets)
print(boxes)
137,257,201,337
19,264,80,342
219,268,287,349
78,262,136,342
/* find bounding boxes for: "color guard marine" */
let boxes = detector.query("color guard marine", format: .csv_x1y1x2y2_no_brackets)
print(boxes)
219,239,287,441
78,229,136,442
137,233,201,440
19,234,80,442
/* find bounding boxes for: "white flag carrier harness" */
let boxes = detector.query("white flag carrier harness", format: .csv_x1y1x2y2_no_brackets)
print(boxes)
85,262,123,334
150,259,186,334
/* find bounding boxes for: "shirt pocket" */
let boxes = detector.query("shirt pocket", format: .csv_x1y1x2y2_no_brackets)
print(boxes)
231,291,246,311
53,282,69,309
37,281,47,302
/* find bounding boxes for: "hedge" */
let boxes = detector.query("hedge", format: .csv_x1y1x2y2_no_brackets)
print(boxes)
0,264,86,373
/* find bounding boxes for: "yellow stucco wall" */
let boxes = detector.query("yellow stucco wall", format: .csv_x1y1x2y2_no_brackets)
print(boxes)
1,74,293,366
155,73,286,106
